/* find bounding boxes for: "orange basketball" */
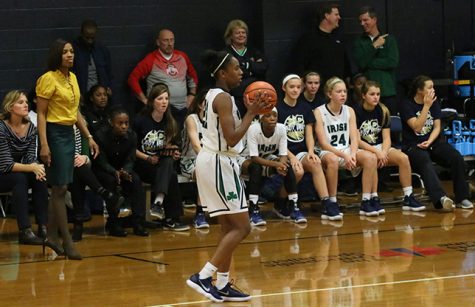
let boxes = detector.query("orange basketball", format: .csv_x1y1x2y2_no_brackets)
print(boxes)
244,81,278,114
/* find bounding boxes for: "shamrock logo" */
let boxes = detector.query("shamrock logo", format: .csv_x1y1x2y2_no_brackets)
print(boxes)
226,191,238,201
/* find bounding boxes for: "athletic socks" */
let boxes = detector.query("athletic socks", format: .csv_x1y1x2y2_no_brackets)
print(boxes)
198,262,217,280
402,186,413,197
154,193,164,205
216,272,230,290
249,194,259,205
288,193,298,203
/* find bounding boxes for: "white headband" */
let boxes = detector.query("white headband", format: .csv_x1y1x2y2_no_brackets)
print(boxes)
211,53,230,77
259,107,278,118
282,74,301,86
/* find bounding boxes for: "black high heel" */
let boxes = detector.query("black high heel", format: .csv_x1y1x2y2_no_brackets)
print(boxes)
42,239,64,256
63,245,82,260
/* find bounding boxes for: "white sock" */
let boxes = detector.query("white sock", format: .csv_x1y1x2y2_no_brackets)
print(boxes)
198,262,217,279
370,192,378,199
249,194,259,205
402,186,413,197
154,193,164,205
288,193,298,202
362,193,371,201
329,196,337,203
216,271,230,290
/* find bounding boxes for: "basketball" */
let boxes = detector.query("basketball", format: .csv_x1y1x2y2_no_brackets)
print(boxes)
244,81,278,114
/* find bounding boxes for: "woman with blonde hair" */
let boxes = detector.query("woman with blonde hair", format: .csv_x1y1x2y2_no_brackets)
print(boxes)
0,90,57,251
315,77,381,217
224,19,268,116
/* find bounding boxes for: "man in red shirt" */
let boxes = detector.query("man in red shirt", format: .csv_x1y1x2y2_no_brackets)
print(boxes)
128,29,198,127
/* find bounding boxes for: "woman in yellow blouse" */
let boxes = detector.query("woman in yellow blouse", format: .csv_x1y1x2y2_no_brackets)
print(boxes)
36,38,99,260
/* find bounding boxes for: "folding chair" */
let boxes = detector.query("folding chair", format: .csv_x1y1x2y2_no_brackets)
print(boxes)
0,192,11,218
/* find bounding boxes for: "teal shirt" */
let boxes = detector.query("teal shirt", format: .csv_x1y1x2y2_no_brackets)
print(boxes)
353,34,399,97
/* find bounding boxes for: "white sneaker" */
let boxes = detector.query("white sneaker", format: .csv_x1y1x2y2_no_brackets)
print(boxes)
440,196,455,210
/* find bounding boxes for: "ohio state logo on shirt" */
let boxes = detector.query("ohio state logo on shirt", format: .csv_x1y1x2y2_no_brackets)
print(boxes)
166,64,178,76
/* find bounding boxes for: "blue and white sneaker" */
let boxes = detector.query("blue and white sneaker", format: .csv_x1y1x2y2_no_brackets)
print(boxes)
217,281,251,302
186,273,223,303
250,211,267,226
402,194,426,212
371,197,386,214
273,198,291,219
321,200,343,221
193,212,210,229
359,200,379,216
290,201,307,224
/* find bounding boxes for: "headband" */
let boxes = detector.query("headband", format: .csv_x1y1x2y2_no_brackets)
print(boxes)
259,106,278,118
211,53,230,77
282,74,301,86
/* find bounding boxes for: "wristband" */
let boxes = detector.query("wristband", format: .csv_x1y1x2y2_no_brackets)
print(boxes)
188,93,196,96
87,135,93,139
146,155,152,162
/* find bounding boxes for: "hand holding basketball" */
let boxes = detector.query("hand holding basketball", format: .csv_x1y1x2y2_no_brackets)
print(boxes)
244,81,277,115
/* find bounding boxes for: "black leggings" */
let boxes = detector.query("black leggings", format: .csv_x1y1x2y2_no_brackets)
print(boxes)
403,139,469,206
247,162,297,195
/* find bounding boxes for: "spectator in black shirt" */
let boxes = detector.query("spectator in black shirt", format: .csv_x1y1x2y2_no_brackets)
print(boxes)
224,19,268,117
93,107,149,237
295,3,351,87
400,75,473,210
355,81,425,212
133,83,189,232
82,84,111,136
72,20,113,96
69,122,125,242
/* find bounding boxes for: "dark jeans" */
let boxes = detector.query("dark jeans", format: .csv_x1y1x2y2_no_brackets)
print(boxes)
135,157,183,219
403,139,469,207
69,164,103,222
94,169,146,222
0,172,48,230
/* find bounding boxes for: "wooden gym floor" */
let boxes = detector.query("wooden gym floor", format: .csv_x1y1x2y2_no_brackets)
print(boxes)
1,181,475,306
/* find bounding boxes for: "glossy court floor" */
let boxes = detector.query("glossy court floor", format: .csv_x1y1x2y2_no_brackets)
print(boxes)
1,184,475,306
